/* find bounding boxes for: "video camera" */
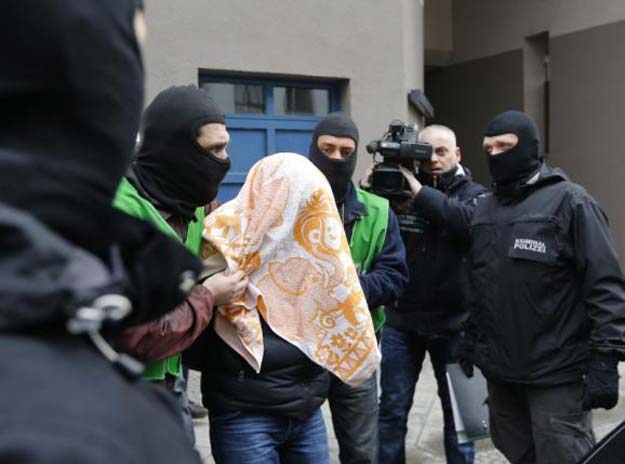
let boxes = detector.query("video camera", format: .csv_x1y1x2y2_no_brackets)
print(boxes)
366,120,432,197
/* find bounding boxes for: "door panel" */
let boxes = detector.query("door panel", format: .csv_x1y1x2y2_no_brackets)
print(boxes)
219,128,266,202
275,129,315,156
202,76,340,203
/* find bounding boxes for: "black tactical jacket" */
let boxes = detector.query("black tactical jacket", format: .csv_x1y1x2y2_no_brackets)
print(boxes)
387,167,487,335
466,165,625,385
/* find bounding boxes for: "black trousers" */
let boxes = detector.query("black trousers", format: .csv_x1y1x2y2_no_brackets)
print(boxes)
328,373,378,464
488,381,595,464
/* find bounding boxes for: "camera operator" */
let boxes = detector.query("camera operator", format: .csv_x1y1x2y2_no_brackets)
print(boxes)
378,124,487,464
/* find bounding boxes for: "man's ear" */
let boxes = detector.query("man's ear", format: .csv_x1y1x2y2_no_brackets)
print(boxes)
455,147,462,163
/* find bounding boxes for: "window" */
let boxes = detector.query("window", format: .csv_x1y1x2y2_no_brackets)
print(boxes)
274,87,330,116
201,82,264,114
198,74,342,201
199,75,338,118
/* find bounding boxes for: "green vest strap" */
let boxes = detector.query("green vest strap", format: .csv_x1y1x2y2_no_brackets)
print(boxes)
349,188,389,332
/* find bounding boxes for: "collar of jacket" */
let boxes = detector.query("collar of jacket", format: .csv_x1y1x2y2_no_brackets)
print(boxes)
441,165,470,193
494,163,567,202
339,181,367,226
419,164,468,194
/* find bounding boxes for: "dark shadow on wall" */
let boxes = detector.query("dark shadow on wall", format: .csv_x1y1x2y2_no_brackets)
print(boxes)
424,50,524,186
550,19,625,263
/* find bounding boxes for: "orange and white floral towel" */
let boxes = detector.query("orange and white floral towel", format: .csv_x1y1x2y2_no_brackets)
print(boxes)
202,152,380,386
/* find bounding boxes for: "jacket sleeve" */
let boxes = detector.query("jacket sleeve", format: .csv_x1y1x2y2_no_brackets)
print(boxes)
412,185,482,244
459,256,480,360
116,284,214,362
358,209,408,308
574,195,625,357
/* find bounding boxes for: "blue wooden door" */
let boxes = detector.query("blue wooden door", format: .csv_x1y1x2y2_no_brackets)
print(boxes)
199,77,340,201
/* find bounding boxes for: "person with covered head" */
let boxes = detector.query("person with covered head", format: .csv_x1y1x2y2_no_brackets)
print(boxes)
459,110,625,463
114,84,248,437
192,152,381,463
0,1,203,462
309,112,408,463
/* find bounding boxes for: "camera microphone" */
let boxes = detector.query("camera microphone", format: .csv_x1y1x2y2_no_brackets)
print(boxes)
366,140,379,154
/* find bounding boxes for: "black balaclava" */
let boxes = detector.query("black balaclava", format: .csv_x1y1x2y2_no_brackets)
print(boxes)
134,85,231,219
484,110,543,194
309,112,359,204
0,0,206,332
0,0,144,255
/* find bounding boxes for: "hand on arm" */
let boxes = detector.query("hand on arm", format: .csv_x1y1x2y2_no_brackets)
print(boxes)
115,271,248,362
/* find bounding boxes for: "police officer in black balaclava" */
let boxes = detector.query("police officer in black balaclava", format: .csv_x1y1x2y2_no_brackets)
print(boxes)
0,0,205,328
133,85,232,219
483,110,543,196
459,110,625,463
0,1,203,462
309,113,408,464
309,112,360,204
116,85,247,438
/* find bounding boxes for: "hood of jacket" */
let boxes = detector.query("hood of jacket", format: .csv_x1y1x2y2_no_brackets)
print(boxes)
0,203,202,333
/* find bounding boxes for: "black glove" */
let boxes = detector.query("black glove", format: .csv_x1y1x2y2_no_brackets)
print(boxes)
582,352,620,410
458,356,474,379
455,334,475,378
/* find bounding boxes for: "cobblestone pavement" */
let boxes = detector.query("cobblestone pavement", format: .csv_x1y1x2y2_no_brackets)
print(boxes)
190,362,625,463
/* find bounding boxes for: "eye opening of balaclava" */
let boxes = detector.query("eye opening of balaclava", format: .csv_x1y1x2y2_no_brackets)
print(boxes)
308,112,359,204
134,85,231,219
484,110,543,194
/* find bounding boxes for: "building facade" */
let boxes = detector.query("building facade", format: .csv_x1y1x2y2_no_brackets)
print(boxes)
143,0,425,199
144,0,625,262
425,0,625,260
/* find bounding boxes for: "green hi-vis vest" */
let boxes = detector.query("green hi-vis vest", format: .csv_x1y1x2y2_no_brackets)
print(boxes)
112,177,205,381
349,188,389,332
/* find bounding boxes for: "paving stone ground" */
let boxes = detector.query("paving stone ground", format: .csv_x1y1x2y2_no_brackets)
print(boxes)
190,362,625,463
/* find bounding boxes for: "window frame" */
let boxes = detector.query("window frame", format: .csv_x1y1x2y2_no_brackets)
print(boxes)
199,74,341,122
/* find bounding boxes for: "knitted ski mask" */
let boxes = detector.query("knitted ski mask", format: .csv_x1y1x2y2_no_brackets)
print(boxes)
484,111,543,194
0,0,208,332
309,113,359,203
135,85,231,219
0,0,144,254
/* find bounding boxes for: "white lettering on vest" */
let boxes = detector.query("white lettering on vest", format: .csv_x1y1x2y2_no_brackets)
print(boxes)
513,238,546,254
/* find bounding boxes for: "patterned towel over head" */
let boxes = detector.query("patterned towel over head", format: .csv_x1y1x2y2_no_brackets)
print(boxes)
202,152,380,386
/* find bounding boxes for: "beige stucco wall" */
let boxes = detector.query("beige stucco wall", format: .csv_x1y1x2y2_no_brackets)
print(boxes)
451,0,625,63
143,0,425,179
424,0,453,65
425,1,625,261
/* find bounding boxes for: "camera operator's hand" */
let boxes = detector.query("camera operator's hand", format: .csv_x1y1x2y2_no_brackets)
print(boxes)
358,163,375,189
399,165,422,197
